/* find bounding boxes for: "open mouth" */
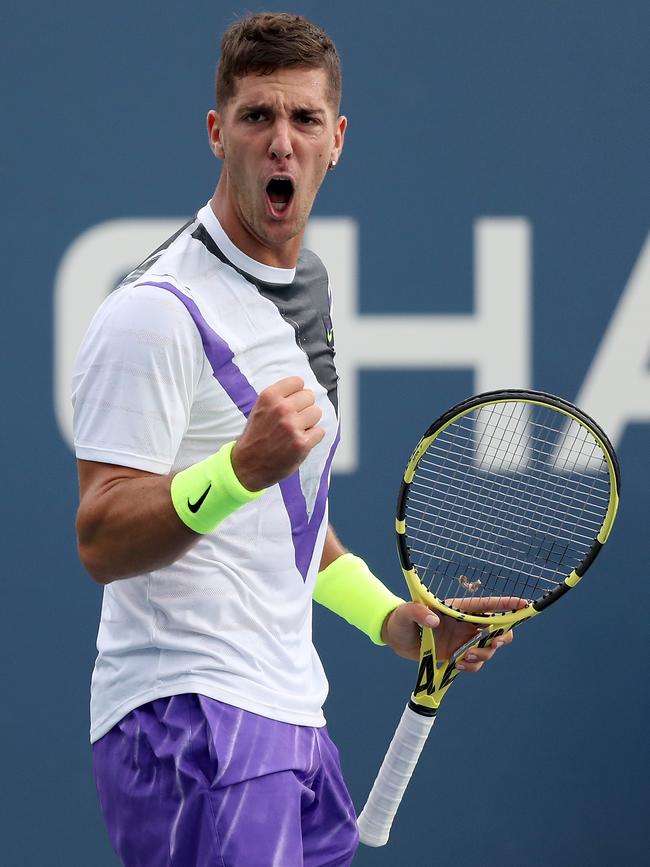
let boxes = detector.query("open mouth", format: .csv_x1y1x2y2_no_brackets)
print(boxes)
265,176,295,214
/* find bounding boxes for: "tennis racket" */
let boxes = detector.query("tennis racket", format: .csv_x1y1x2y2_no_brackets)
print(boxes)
357,388,620,847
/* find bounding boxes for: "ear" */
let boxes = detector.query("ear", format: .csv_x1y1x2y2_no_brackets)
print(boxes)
330,115,347,167
207,110,226,160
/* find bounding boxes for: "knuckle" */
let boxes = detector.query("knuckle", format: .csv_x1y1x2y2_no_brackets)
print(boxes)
257,389,275,408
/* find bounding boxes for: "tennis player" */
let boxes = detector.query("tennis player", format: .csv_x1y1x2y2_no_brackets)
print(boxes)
73,13,512,866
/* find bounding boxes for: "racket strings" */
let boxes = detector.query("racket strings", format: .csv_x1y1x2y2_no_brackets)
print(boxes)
406,511,587,578
417,402,572,600
412,412,604,604
405,401,610,608
435,429,610,504
433,406,605,601
409,475,606,541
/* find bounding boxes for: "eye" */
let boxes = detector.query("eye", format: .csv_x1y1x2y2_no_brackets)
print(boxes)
244,110,267,123
296,112,319,126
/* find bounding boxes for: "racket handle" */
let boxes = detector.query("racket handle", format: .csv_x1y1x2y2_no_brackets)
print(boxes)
357,703,436,847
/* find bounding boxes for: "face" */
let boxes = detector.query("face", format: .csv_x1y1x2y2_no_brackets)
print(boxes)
207,66,346,268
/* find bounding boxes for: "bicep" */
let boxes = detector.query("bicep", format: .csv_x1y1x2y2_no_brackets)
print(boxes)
76,459,159,538
74,458,193,582
77,459,157,504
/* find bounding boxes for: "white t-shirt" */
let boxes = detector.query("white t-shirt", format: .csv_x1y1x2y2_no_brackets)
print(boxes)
73,204,340,742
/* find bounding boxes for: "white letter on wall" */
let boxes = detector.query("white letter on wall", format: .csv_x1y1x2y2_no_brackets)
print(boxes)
577,232,650,447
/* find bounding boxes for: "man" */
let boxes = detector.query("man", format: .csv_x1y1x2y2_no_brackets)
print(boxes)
73,13,512,866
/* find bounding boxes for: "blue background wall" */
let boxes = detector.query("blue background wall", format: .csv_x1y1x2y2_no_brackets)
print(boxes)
3,2,648,864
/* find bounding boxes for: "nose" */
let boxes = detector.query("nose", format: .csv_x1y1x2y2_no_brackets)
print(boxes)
268,119,293,161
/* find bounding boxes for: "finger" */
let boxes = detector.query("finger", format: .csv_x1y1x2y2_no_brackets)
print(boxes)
454,645,495,672
285,388,316,413
399,601,440,630
479,628,515,650
303,425,326,450
444,596,529,614
493,628,514,647
265,376,305,398
462,645,497,664
456,630,514,670
455,657,485,673
297,404,323,431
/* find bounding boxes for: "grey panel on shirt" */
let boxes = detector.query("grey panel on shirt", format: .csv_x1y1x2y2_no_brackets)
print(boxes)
191,224,339,415
121,218,198,288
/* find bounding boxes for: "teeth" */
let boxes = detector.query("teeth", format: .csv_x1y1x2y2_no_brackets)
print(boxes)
266,176,293,214
267,176,294,188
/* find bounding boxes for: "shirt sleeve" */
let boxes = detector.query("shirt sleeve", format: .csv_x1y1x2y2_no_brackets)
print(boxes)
72,280,204,474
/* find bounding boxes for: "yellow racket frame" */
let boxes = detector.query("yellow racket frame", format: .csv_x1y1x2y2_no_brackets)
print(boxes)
396,392,620,714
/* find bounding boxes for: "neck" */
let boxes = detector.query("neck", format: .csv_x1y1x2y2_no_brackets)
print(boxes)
209,176,302,269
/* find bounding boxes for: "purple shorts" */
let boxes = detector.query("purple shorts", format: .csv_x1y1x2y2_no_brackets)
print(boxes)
92,694,359,866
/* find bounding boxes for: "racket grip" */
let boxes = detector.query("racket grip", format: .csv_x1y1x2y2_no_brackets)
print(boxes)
357,703,436,847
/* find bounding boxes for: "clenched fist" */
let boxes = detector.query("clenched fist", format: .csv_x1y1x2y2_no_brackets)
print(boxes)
231,377,325,491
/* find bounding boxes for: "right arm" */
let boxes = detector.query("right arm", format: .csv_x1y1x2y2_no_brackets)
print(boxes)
76,376,324,584
76,460,195,584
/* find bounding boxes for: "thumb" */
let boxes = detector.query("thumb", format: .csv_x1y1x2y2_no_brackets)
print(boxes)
397,601,440,630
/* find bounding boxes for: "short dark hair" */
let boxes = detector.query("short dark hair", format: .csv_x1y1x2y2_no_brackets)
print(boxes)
216,12,342,112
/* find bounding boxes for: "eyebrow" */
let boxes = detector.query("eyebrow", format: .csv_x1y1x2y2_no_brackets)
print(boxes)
292,105,326,117
238,102,327,118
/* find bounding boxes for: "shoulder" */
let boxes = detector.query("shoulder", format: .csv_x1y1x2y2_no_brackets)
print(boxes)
78,276,207,376
297,247,328,280
98,277,199,333
296,248,330,307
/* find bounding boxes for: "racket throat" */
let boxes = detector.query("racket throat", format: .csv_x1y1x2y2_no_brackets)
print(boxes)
411,632,461,712
410,654,458,711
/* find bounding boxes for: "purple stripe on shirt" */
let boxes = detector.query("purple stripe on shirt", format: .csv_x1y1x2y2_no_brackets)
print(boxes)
280,426,340,577
137,280,338,579
138,280,257,416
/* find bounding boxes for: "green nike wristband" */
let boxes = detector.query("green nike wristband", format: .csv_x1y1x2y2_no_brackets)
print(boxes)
313,553,405,645
170,441,265,534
